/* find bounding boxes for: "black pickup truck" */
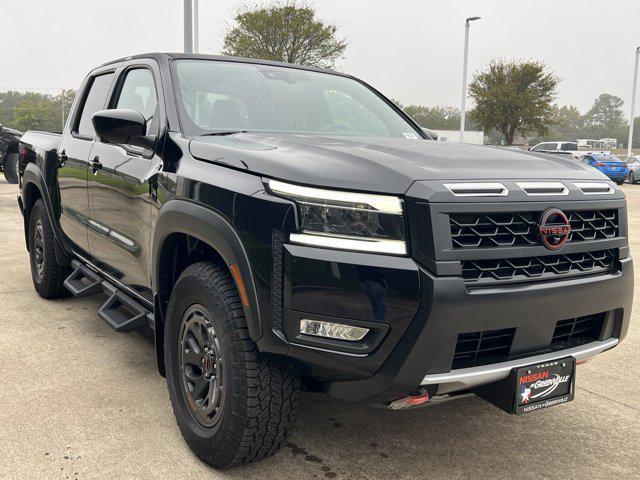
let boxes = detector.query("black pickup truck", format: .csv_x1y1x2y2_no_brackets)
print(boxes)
0,124,21,183
18,53,633,468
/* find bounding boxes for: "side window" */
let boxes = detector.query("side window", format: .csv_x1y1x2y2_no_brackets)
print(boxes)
75,73,115,138
114,69,159,136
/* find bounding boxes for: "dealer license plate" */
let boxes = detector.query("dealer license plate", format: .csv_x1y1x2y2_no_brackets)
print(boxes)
514,358,575,415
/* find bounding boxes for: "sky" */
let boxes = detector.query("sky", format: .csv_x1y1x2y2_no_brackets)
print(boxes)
1,0,639,116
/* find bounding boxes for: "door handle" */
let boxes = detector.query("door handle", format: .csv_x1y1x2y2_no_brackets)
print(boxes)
58,150,67,167
90,156,102,174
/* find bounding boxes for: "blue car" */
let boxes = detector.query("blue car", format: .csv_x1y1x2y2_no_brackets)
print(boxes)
579,153,629,184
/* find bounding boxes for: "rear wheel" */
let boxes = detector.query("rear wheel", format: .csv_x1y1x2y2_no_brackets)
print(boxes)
28,199,70,298
615,178,625,185
165,262,300,469
3,153,18,184
629,172,636,184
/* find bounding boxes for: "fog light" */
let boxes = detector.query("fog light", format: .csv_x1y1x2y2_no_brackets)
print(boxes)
299,319,369,341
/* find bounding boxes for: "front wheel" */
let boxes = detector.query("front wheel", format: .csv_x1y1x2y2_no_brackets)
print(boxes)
3,153,19,184
629,172,636,184
165,262,300,469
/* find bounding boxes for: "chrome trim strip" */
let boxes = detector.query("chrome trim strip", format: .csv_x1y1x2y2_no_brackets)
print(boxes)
268,179,403,214
443,182,509,197
574,182,615,195
421,338,618,395
516,181,569,196
290,233,407,255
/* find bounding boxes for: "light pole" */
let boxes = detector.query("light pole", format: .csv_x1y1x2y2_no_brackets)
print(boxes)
460,16,481,143
627,46,640,157
193,0,199,53
184,0,193,54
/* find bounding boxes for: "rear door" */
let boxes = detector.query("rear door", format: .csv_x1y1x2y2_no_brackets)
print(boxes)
86,63,163,301
57,71,115,254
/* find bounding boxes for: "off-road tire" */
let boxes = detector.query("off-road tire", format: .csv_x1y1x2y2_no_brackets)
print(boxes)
165,261,300,469
3,153,19,184
28,199,70,298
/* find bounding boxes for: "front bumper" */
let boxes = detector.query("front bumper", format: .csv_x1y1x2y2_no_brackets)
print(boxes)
282,240,633,403
422,337,618,394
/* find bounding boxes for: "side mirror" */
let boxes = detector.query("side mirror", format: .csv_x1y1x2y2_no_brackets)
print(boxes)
92,109,155,149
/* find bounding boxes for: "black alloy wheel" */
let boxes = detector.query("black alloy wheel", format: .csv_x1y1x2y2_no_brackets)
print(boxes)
32,219,45,283
179,304,225,428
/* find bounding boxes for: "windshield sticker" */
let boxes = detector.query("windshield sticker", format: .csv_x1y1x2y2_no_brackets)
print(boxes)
402,132,419,139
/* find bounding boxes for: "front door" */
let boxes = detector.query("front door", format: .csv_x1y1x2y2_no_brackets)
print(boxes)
87,67,162,302
57,72,115,253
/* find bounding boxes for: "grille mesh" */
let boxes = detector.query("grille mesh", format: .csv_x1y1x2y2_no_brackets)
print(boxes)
461,249,615,284
452,328,515,370
450,210,618,249
552,313,605,347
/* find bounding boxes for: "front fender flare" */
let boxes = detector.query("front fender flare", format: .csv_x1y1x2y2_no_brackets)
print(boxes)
152,199,263,342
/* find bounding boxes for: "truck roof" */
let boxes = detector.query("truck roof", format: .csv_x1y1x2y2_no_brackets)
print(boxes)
97,52,343,77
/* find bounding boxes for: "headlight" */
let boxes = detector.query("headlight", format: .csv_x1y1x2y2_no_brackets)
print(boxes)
268,179,407,255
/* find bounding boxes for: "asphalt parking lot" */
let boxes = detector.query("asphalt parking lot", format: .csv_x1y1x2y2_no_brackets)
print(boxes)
0,180,638,480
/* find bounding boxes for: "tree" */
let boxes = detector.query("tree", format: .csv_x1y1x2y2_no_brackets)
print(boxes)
0,89,77,132
400,105,461,130
222,2,347,69
583,93,626,139
468,60,559,145
12,97,59,132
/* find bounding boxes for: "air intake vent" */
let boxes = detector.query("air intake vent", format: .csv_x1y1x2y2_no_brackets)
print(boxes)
551,313,605,349
516,182,568,196
574,182,614,195
452,328,515,369
444,183,508,197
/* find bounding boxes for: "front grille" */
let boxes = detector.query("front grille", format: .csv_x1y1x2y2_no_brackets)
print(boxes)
551,313,605,348
462,249,616,284
450,209,618,249
452,328,515,369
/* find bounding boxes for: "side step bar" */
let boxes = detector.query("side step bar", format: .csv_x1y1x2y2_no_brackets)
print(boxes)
64,261,102,297
98,284,151,332
64,260,152,332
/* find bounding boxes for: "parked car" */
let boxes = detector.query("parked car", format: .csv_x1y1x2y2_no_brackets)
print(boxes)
0,124,21,183
578,153,629,184
529,141,609,159
625,155,640,184
18,53,633,469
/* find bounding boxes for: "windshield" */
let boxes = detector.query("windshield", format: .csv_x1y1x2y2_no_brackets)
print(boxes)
172,59,422,139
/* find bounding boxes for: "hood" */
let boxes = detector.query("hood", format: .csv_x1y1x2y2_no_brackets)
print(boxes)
189,133,605,194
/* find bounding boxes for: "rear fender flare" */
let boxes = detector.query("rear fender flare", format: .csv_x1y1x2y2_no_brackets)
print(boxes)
21,164,72,264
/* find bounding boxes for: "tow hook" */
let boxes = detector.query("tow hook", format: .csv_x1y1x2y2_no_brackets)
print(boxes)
387,388,431,410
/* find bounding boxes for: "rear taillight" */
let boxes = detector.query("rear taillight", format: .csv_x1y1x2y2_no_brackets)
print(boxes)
595,162,606,167
19,145,27,162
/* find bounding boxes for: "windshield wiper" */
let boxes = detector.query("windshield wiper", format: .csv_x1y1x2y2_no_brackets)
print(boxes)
200,130,247,137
